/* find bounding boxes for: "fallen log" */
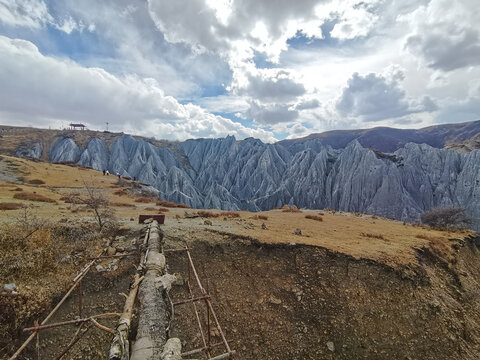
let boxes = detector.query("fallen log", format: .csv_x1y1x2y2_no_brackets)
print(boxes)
131,221,170,360
109,225,151,360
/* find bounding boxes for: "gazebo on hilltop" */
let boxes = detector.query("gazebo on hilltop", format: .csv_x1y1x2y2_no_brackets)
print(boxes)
69,123,86,130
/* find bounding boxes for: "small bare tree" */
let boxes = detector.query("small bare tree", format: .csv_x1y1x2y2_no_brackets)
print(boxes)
82,183,111,230
68,180,115,231
420,206,471,230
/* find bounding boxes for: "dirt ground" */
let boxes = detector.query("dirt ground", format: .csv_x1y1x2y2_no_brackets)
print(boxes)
164,229,480,360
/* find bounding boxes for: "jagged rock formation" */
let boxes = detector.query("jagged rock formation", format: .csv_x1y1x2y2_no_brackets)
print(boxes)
16,132,480,228
15,142,42,159
49,137,82,163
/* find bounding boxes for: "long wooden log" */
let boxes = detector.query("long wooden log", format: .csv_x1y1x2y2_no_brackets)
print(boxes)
131,221,169,360
109,225,151,360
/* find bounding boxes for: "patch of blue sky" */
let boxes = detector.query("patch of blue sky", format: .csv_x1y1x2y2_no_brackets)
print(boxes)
253,51,279,69
42,25,114,64
200,84,229,98
286,19,339,50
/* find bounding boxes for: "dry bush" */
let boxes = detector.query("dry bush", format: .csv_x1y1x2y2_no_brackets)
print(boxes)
144,207,157,211
305,214,323,222
135,197,154,203
11,187,23,191
111,202,136,207
158,207,169,212
282,205,302,213
220,211,240,218
65,182,117,231
360,232,385,240
197,210,220,218
13,192,56,203
156,200,179,208
251,214,268,220
420,207,471,231
26,179,45,185
176,203,191,208
0,203,24,210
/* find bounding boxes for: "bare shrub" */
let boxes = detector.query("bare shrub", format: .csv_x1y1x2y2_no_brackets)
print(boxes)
305,214,323,222
13,192,56,203
251,214,268,220
360,232,385,240
220,211,240,218
135,197,154,203
156,200,178,208
26,179,45,185
176,203,191,208
158,207,169,212
0,203,24,210
66,182,116,231
420,207,471,231
197,210,220,218
282,205,302,213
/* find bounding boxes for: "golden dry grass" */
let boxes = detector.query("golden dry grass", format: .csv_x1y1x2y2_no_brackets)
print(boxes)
219,209,474,268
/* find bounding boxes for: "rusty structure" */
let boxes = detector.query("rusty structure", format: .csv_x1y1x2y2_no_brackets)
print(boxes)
165,246,235,359
9,221,234,360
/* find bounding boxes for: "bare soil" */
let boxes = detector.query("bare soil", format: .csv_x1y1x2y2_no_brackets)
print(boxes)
164,230,480,359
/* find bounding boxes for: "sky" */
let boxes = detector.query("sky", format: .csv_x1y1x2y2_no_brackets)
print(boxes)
0,0,479,143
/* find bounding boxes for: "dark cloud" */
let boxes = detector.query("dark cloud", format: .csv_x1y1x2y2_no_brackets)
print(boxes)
336,72,436,122
406,25,480,71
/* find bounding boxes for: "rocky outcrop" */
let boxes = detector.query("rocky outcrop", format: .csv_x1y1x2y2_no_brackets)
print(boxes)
15,142,42,159
49,137,82,163
78,138,108,171
40,133,480,228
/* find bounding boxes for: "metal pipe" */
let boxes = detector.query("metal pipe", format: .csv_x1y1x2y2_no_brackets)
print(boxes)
208,351,236,360
78,280,82,319
173,295,210,306
180,341,226,357
23,313,120,332
163,248,190,253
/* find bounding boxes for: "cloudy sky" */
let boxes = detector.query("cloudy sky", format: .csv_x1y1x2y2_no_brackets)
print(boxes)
0,0,479,142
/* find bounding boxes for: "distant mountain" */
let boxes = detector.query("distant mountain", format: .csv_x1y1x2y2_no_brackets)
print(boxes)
5,120,480,229
279,120,480,153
